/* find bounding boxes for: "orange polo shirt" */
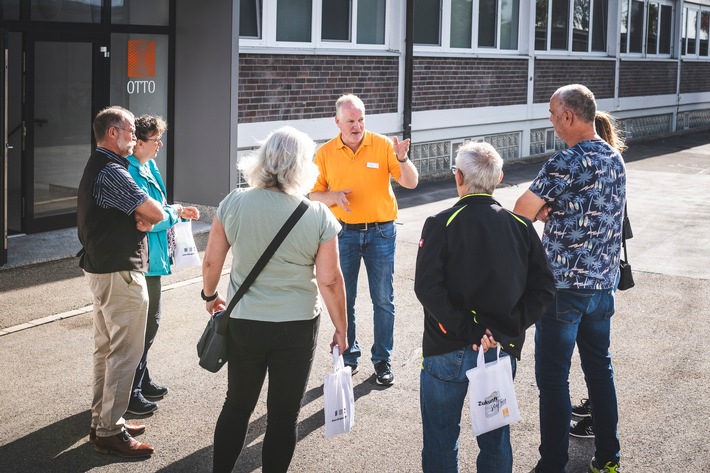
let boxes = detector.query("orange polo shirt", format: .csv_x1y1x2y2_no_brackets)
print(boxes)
311,130,403,224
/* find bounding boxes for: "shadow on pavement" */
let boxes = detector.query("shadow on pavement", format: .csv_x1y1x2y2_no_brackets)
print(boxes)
0,410,151,472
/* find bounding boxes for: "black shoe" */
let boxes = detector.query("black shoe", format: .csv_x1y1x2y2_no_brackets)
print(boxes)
572,398,592,417
344,363,359,375
570,416,595,438
142,380,169,400
126,394,158,416
374,361,394,386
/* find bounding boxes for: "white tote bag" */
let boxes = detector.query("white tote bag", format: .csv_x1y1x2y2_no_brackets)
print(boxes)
173,220,201,268
466,345,521,436
323,346,355,438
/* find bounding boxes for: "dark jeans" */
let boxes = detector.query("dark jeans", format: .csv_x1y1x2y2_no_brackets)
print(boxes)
534,289,620,472
131,275,161,398
213,316,320,473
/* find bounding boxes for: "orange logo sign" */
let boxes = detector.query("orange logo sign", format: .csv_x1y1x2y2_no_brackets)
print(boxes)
127,40,155,78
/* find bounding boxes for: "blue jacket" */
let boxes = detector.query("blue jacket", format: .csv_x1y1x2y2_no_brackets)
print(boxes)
127,156,181,277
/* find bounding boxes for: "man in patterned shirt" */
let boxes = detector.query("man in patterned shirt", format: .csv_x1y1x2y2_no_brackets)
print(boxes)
77,106,165,458
514,84,626,473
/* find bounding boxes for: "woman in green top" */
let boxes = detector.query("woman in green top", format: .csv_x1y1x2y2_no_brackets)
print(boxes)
202,126,347,473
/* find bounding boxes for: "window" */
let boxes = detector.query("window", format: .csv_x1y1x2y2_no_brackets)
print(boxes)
414,0,520,51
415,0,442,45
620,0,674,56
277,0,312,42
682,4,710,58
535,0,609,53
112,0,169,26
536,0,608,53
31,0,102,22
240,0,262,38
240,0,387,47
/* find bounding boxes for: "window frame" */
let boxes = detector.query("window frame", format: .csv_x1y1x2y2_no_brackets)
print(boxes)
534,0,611,56
619,0,675,58
413,0,522,53
682,3,710,59
238,0,392,51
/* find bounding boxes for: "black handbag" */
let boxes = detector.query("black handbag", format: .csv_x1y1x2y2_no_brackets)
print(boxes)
617,205,635,291
197,200,310,372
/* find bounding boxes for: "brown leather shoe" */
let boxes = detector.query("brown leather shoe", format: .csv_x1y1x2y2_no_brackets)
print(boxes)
89,423,145,443
94,430,154,458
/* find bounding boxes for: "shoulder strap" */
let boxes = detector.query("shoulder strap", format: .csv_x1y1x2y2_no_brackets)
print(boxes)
223,199,310,317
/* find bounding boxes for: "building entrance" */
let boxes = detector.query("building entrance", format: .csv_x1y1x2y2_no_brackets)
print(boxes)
17,32,110,234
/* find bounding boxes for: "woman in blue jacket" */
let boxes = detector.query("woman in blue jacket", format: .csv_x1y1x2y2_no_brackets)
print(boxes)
126,115,200,415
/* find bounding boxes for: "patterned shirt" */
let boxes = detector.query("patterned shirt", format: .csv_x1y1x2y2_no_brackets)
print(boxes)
530,139,626,290
93,147,147,215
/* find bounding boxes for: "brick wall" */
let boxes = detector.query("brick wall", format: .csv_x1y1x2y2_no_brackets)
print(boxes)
619,61,677,97
680,62,710,94
412,57,528,111
533,59,615,103
238,54,399,123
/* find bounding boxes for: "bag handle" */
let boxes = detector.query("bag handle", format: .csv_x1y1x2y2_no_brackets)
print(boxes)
622,203,631,263
332,345,345,372
475,343,501,368
216,200,310,334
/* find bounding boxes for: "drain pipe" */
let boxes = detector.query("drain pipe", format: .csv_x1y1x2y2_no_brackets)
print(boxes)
403,0,414,141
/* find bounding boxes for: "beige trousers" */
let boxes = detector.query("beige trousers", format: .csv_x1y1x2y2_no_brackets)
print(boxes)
84,270,148,437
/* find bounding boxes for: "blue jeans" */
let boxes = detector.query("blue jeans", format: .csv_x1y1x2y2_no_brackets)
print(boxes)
534,289,621,472
420,346,516,473
338,221,396,366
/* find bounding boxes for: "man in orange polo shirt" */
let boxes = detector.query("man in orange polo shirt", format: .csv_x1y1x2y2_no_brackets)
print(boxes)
310,94,419,385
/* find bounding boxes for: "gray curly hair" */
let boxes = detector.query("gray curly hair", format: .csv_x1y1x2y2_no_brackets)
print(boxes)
238,126,319,196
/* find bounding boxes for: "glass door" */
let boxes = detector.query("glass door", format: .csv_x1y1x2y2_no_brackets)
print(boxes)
22,32,109,233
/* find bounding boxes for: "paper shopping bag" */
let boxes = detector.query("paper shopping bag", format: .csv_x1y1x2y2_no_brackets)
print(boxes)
466,345,520,436
323,346,355,438
173,220,201,268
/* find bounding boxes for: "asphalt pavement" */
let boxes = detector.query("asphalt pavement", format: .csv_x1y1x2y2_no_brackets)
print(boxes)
1,131,709,472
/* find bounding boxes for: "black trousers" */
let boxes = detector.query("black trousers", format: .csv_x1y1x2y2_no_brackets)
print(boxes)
213,315,320,473
131,275,161,398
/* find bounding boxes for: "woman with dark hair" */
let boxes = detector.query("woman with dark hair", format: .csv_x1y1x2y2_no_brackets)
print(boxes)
126,115,200,415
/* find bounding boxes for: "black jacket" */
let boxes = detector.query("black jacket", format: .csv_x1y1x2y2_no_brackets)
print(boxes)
414,194,555,359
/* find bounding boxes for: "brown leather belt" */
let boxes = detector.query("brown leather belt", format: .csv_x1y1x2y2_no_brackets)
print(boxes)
338,220,394,231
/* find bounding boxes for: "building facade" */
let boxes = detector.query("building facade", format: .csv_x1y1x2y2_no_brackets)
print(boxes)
2,0,709,265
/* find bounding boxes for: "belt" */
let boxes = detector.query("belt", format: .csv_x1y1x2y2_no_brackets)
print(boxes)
338,220,393,231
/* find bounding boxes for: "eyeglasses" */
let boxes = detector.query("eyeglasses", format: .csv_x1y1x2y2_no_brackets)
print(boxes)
113,126,137,137
451,166,458,175
143,137,163,144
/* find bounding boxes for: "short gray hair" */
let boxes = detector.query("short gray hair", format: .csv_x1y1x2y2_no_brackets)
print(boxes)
454,142,503,194
93,106,133,142
552,84,597,123
335,94,366,118
238,126,319,196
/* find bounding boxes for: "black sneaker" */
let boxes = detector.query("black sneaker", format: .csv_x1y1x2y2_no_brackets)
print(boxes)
570,416,595,438
374,361,394,386
344,364,359,375
572,398,592,417
142,381,168,400
126,394,158,416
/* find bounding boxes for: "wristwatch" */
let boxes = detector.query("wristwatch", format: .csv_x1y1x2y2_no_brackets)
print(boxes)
201,289,219,302
396,155,409,163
